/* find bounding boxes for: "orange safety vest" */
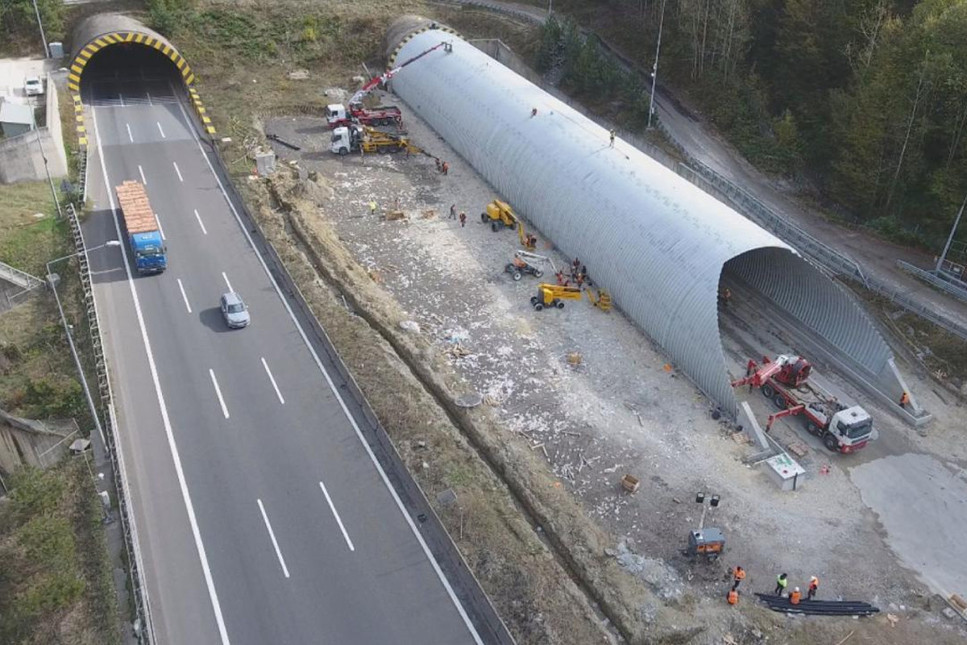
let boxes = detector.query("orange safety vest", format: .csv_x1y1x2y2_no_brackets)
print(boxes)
727,589,738,605
790,590,802,604
733,568,746,582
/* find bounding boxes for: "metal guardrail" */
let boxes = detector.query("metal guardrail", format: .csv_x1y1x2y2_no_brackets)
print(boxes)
66,202,155,643
896,260,967,305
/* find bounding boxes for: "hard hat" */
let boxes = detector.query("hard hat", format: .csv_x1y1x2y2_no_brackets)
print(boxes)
794,587,800,592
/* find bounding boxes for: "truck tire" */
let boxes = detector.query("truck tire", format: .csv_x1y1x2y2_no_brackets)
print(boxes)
535,302,544,311
556,301,565,309
481,213,488,223
534,270,544,278
773,394,787,409
823,434,839,452
761,384,775,399
513,271,522,281
805,421,819,436
530,296,538,305
492,222,500,232
338,147,348,156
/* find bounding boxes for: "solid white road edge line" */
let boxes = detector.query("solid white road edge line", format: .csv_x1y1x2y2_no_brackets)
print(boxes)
176,279,192,314
221,271,233,293
173,94,484,645
256,499,291,579
194,209,208,235
318,481,355,552
173,161,183,183
138,164,147,186
126,123,134,143
91,104,232,645
260,358,285,405
158,121,166,139
208,369,230,419
155,214,166,241
119,92,125,107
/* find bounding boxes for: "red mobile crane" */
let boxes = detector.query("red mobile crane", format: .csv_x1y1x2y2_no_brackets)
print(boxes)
732,355,874,454
326,41,453,129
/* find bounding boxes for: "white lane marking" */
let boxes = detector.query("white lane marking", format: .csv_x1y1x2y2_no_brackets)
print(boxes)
318,481,355,552
221,272,233,293
208,369,229,419
126,123,133,143
173,161,183,182
146,90,153,106
256,499,290,579
155,214,166,240
261,358,285,405
194,208,208,235
138,164,147,185
173,92,483,645
119,92,125,107
91,104,231,645
176,279,192,313
157,121,166,139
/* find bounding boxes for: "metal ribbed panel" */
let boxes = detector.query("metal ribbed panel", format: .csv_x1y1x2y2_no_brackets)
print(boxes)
390,27,893,418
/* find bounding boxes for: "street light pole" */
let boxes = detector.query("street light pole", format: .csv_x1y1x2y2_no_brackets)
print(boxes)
46,240,121,447
647,0,667,130
935,192,967,274
30,0,49,58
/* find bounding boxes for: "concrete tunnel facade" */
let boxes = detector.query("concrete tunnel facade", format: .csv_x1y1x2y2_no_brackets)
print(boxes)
68,13,214,145
384,18,898,419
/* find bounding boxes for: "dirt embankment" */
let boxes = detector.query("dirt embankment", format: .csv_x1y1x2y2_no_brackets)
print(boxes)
244,167,711,644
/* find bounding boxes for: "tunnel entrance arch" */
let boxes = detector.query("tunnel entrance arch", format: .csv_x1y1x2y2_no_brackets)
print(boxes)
69,13,214,146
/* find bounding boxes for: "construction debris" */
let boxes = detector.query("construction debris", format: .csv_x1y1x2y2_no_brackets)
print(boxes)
620,474,640,493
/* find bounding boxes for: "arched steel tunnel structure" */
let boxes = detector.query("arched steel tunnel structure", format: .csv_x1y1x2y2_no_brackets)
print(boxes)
68,13,214,146
384,18,911,421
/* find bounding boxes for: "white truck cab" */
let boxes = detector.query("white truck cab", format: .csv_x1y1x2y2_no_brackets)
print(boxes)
325,104,348,127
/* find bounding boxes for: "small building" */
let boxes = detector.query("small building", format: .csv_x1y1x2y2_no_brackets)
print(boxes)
0,100,34,138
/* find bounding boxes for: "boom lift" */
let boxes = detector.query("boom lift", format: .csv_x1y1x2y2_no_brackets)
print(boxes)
481,199,538,250
732,355,874,453
326,41,453,129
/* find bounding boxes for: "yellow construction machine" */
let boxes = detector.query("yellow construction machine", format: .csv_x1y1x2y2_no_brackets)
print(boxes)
530,283,613,312
530,284,583,310
481,199,538,250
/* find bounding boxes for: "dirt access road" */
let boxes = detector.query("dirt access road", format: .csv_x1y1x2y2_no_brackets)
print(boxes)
263,93,966,641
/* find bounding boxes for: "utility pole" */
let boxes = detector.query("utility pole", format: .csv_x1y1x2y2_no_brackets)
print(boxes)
30,0,49,58
30,102,62,219
936,193,967,274
647,0,667,130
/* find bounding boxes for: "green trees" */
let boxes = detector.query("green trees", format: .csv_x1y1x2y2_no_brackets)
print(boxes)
0,0,64,52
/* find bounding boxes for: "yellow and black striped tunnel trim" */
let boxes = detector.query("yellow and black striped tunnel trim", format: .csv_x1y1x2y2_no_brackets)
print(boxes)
68,31,216,149
67,31,195,93
387,23,461,69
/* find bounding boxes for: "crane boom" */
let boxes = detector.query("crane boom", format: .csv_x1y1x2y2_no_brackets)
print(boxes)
349,41,452,106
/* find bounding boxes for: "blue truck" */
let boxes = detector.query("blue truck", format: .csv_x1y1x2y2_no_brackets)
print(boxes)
115,181,167,274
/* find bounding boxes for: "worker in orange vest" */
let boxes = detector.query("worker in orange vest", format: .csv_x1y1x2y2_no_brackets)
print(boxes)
731,566,746,591
727,588,739,605
807,576,819,600
900,391,910,408
790,587,802,604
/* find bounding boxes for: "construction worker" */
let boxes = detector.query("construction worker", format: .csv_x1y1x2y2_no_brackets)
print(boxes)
459,211,467,227
531,107,538,118
774,573,788,596
369,200,377,215
790,587,802,604
807,576,819,600
731,566,746,591
449,204,457,220
727,589,739,605
556,271,566,286
609,129,616,148
441,161,450,176
900,391,910,408
435,158,442,172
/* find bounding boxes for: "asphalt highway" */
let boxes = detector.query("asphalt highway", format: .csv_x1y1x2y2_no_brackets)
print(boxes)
81,71,483,645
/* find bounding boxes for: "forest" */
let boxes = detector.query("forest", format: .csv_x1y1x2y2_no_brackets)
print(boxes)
538,0,967,247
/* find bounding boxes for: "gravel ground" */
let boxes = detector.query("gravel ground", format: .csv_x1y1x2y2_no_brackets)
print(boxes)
262,89,966,639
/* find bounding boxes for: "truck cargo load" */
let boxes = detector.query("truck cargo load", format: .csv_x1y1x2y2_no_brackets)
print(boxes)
115,181,167,274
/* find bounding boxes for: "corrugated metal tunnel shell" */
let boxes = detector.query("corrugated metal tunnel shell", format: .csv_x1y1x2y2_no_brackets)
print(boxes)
388,27,892,417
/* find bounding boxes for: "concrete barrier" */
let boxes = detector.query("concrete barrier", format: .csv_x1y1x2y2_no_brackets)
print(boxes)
0,79,67,184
